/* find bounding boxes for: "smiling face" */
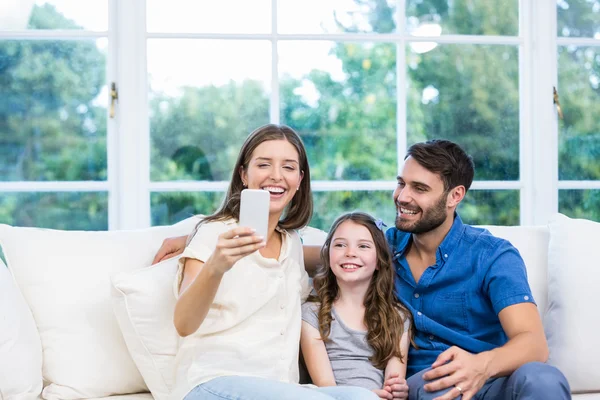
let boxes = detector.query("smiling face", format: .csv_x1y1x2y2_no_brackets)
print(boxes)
393,156,452,234
329,220,378,286
240,139,304,218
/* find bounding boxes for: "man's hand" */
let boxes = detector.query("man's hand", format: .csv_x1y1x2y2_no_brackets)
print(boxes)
152,235,187,264
422,346,491,400
384,374,409,399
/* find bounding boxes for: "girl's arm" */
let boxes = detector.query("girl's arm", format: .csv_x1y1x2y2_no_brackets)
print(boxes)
300,321,337,387
173,226,264,337
382,331,410,399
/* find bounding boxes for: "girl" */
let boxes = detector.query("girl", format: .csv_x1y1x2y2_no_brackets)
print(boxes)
172,124,377,400
301,212,413,400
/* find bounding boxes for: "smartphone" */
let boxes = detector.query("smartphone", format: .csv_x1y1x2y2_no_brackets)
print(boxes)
239,189,270,239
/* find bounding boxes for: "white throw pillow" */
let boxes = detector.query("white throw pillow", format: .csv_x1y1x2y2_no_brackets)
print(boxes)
0,258,43,400
111,257,181,400
0,217,199,399
545,213,600,392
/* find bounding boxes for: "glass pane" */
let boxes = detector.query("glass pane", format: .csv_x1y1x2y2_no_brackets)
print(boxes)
148,39,271,182
407,44,519,180
278,0,396,34
311,191,394,232
459,190,519,225
147,0,270,33
279,41,397,181
406,0,518,36
0,192,108,229
0,0,107,31
557,0,600,38
559,190,600,221
558,46,600,180
0,39,108,181
151,192,224,226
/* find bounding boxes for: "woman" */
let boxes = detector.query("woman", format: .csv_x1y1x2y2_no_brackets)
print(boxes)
172,124,377,400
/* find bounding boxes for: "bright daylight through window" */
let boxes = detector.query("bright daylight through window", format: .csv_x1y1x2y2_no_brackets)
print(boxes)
0,0,599,232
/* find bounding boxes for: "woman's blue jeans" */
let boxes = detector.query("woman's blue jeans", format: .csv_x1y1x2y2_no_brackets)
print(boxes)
184,376,380,400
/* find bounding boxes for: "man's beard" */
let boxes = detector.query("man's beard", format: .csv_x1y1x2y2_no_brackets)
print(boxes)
395,192,448,234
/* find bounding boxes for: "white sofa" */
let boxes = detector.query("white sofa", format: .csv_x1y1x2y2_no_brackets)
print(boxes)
0,213,598,400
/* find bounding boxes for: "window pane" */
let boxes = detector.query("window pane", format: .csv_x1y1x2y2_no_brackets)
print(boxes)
0,39,107,181
146,0,270,33
0,1,107,31
407,44,519,180
148,40,271,182
311,191,394,232
151,192,223,226
557,0,600,38
279,41,397,181
558,46,600,180
559,190,600,221
406,0,518,36
278,0,396,34
0,192,108,229
459,190,519,225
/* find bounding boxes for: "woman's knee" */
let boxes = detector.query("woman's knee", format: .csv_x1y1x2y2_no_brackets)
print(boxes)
315,385,380,400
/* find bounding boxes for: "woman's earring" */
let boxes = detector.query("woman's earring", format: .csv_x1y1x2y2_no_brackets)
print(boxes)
243,182,247,187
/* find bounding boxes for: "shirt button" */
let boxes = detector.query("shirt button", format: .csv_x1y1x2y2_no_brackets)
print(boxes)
278,274,284,279
280,304,285,309
429,335,434,340
524,295,530,301
417,311,422,316
414,293,420,298
444,254,448,258
280,354,285,360
280,329,285,335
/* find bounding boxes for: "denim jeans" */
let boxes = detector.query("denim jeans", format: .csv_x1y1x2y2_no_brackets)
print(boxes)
184,376,380,400
407,362,571,400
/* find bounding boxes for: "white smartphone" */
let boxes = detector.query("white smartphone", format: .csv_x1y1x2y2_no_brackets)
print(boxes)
239,189,270,239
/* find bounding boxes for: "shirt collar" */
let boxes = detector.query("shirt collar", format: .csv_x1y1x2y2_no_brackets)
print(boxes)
392,213,466,266
437,213,465,265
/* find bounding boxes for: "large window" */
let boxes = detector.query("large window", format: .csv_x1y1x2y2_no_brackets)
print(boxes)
1,0,598,231
0,0,110,229
557,0,600,221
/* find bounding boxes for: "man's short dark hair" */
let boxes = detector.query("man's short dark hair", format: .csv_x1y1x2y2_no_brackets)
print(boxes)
405,139,475,192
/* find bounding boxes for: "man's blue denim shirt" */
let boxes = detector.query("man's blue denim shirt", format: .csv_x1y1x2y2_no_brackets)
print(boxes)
386,214,535,378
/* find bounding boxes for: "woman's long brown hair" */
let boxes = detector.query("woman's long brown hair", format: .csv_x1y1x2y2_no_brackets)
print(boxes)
187,124,313,243
310,212,414,369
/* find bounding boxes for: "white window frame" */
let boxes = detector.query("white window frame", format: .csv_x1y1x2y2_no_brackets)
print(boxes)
4,0,597,230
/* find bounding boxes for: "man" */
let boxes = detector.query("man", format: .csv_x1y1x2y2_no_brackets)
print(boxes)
384,140,569,399
153,139,570,399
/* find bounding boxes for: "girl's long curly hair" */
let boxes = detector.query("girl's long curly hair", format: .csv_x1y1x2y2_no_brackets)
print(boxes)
310,212,414,369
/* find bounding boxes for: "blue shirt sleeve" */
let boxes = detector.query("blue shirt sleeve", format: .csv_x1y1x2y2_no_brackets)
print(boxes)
481,238,536,315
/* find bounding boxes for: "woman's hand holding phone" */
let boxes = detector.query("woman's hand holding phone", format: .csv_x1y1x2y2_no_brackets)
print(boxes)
206,227,265,274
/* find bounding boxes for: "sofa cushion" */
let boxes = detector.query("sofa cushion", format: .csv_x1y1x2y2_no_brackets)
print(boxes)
0,218,198,399
111,257,181,400
36,394,154,400
0,258,43,400
545,213,600,393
